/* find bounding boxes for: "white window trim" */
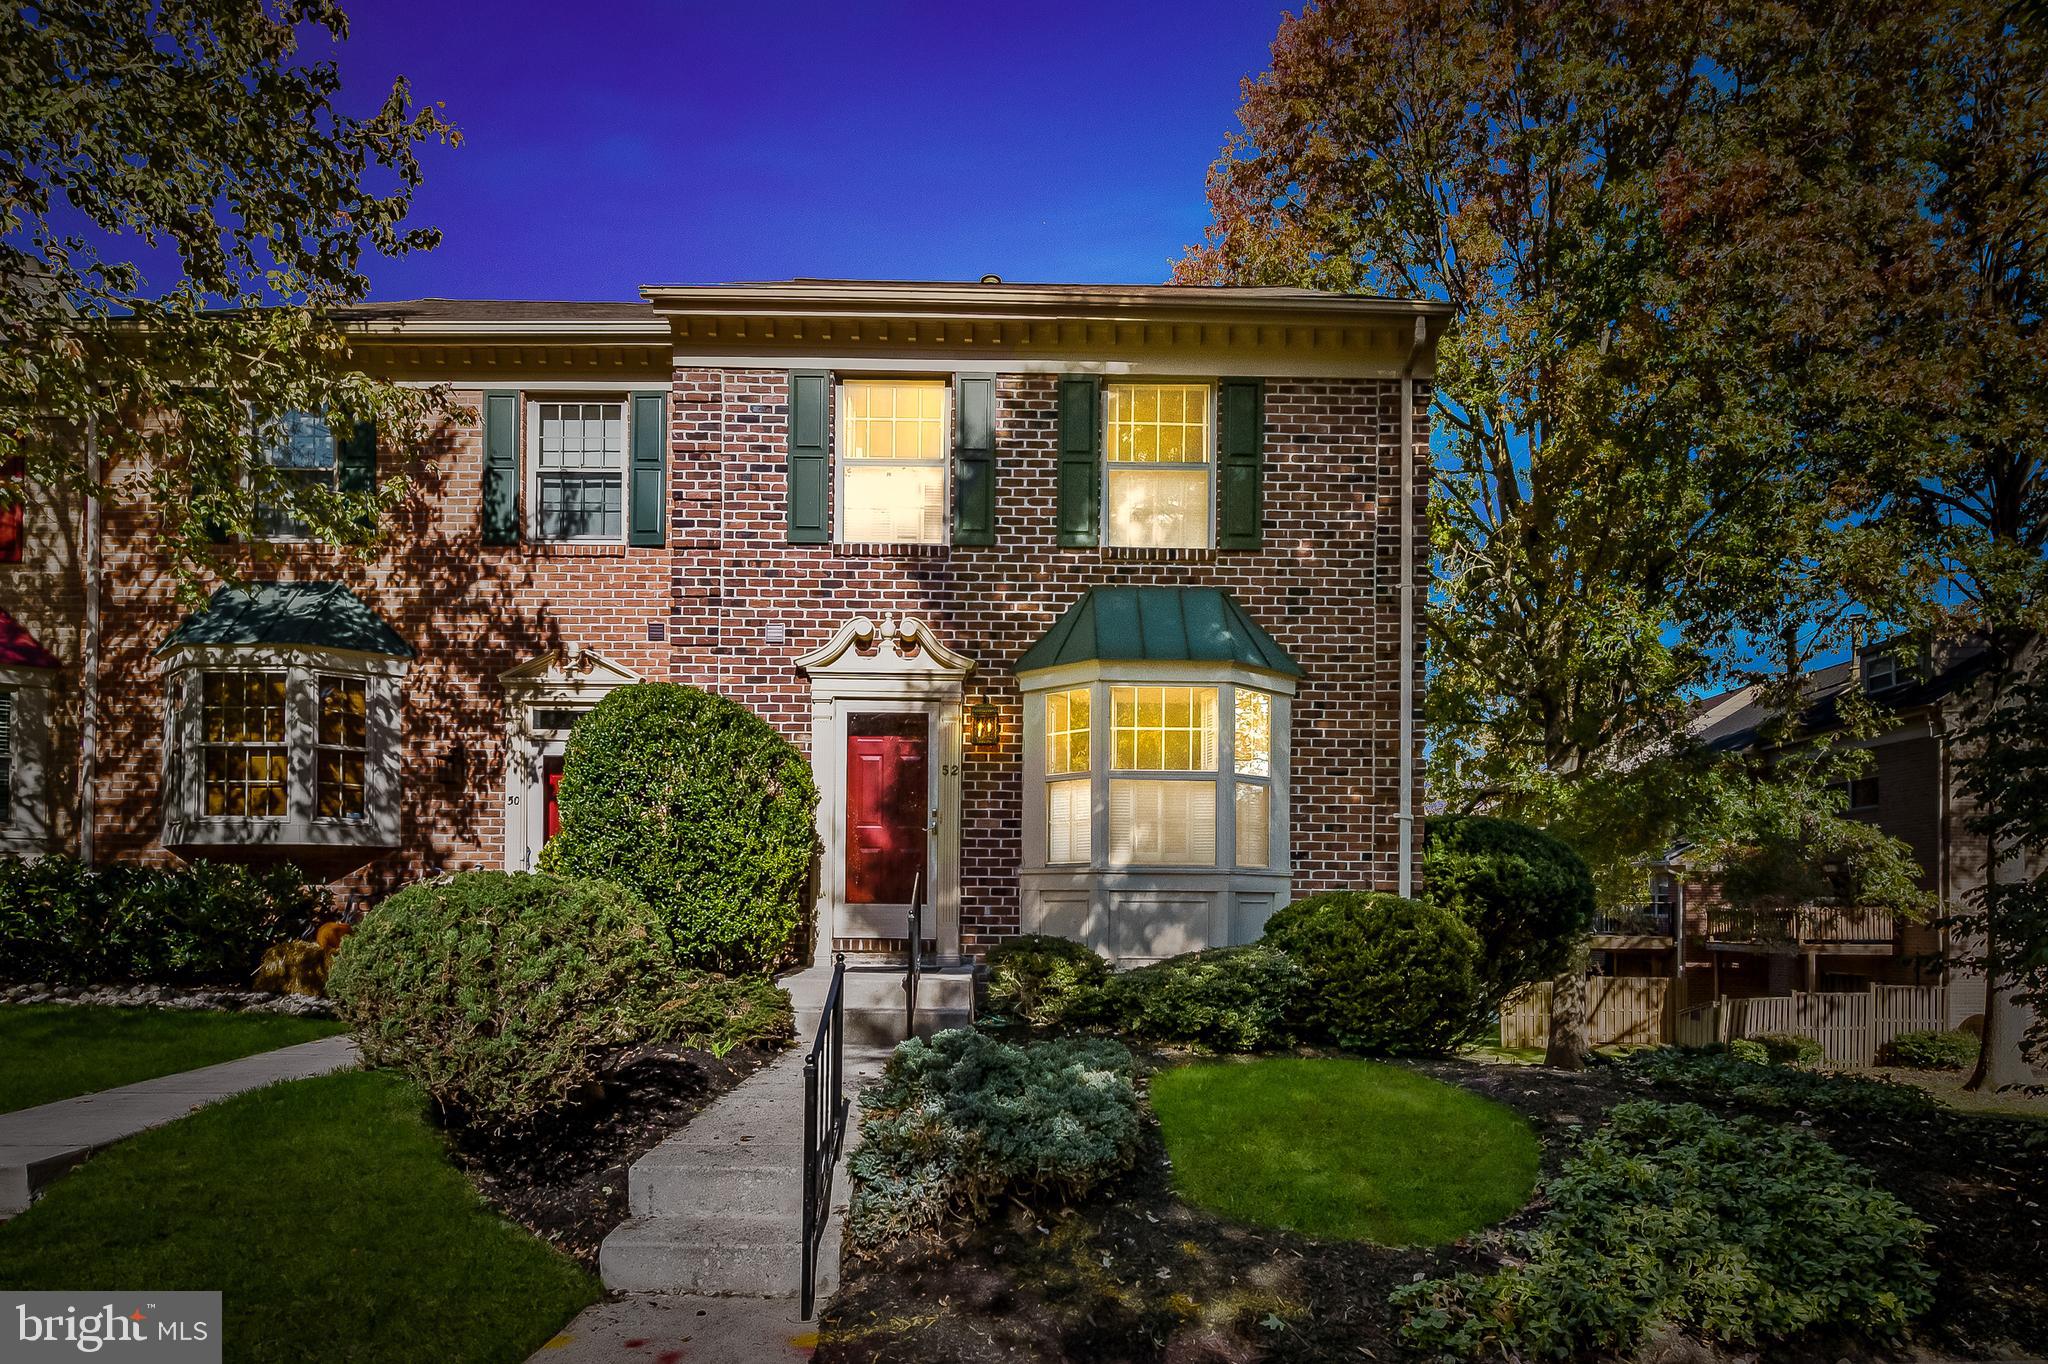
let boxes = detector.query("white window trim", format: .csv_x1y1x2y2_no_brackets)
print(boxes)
159,644,407,849
833,377,951,546
0,666,55,855
525,395,633,545
1102,381,1216,551
1019,661,1294,876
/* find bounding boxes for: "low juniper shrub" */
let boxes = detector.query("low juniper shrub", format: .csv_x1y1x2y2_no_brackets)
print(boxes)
1879,1027,1979,1071
1391,1101,1935,1359
983,934,1110,1028
328,871,790,1129
846,1029,1140,1251
1099,944,1303,1052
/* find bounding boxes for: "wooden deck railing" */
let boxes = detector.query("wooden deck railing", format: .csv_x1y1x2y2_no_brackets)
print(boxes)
1705,905,1899,947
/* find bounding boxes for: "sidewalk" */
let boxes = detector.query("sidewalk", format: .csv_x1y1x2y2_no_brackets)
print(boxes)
0,1034,358,1215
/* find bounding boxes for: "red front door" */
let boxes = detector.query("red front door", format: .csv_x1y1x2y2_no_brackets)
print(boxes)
845,712,929,905
543,754,565,842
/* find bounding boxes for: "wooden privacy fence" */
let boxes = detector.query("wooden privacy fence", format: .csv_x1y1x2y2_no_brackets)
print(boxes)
1500,977,1672,1049
1672,984,1948,1067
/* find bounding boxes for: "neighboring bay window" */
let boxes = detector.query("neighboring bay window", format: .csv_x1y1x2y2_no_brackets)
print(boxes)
1105,383,1211,549
839,379,947,543
316,675,368,820
532,400,627,541
1033,676,1287,873
201,672,289,817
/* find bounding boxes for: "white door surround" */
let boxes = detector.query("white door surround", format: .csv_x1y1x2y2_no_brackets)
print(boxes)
500,647,644,872
797,614,972,964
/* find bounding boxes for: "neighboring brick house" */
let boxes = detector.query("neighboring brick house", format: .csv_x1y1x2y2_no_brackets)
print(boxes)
0,280,1445,968
1594,637,1996,1029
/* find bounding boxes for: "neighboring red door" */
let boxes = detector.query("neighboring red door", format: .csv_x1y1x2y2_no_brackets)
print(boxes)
845,712,929,905
543,754,565,842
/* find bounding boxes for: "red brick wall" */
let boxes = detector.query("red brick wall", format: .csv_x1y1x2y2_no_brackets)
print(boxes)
86,367,1430,949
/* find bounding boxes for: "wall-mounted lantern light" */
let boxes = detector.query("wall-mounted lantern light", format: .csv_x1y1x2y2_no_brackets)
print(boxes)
966,698,1001,748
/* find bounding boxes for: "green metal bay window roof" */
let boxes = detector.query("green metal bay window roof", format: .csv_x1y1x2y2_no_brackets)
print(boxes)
158,582,414,658
1017,587,1301,677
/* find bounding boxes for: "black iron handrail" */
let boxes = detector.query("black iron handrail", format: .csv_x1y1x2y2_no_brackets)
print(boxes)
904,872,923,1042
800,952,847,1321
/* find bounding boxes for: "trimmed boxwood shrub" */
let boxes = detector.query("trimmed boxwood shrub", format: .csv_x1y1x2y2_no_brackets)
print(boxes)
1099,944,1303,1052
1879,1027,1979,1070
0,854,329,986
327,871,790,1129
1421,815,1596,1010
539,683,818,974
983,934,1109,1027
1752,1031,1825,1067
1392,1101,1934,1358
1264,891,1482,1054
846,1029,1139,1251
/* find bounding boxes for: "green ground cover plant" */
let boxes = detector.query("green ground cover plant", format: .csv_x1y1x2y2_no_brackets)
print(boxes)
541,683,818,972
1393,1101,1935,1359
0,1004,343,1113
1149,1057,1537,1244
847,1030,1140,1252
1616,1046,1936,1119
0,1070,598,1363
328,871,789,1129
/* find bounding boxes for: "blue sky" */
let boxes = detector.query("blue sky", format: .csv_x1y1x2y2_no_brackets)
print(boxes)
328,0,1286,301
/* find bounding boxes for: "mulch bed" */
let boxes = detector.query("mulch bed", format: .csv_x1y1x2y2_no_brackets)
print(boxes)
818,1055,2048,1364
443,1040,783,1269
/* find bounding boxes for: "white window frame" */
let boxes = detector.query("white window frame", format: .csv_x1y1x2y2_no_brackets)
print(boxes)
834,377,951,545
160,645,407,849
248,408,340,544
1102,381,1215,551
0,667,55,854
526,396,633,544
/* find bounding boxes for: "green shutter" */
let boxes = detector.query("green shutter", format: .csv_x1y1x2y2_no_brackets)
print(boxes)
483,391,519,545
787,370,830,544
629,392,667,546
337,418,377,495
952,374,995,545
1057,376,1100,548
1217,378,1265,551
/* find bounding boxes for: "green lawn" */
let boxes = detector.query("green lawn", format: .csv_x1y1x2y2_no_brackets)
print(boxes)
0,1069,599,1363
0,1004,345,1114
1149,1057,1540,1245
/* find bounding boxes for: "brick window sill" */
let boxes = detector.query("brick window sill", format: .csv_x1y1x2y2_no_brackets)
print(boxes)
525,542,631,559
1097,546,1216,564
832,541,950,559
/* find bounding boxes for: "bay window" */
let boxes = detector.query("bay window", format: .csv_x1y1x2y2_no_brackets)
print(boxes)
1105,383,1211,549
838,379,947,544
201,671,289,817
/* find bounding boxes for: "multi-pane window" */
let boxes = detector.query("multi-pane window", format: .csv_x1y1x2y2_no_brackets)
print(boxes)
535,401,626,541
1045,688,1091,863
839,380,947,543
202,672,288,817
316,676,367,820
0,690,12,825
254,411,336,540
1234,690,1272,867
1109,685,1219,866
1105,383,1211,549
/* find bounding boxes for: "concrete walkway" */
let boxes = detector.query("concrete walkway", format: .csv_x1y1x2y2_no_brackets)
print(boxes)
0,1034,359,1215
536,1042,891,1362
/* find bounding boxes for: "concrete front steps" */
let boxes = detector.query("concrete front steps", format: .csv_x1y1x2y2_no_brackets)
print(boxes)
783,960,976,1046
598,1043,891,1298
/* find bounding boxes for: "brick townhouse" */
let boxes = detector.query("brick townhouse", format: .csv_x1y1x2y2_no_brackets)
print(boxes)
0,279,1444,968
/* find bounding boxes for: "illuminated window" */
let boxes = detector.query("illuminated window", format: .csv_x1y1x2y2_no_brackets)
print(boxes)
839,379,947,543
1105,383,1210,549
316,676,368,820
1111,686,1217,772
1233,690,1272,867
1109,686,1219,866
202,672,288,818
1045,688,1090,775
